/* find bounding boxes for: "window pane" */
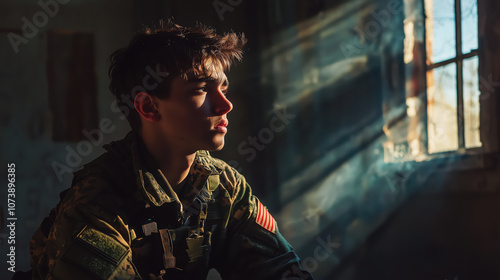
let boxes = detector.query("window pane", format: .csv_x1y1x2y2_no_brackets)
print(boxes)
425,0,456,64
461,0,478,54
427,63,458,153
463,56,481,148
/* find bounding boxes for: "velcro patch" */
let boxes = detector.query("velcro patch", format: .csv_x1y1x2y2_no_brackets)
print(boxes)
61,226,129,280
255,201,276,234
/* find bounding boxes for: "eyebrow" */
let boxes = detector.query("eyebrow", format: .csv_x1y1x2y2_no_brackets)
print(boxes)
190,76,229,86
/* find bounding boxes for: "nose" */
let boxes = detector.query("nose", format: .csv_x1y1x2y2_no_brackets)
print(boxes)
213,88,233,115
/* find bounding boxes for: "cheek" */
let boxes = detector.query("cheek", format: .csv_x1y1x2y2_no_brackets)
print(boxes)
188,97,213,122
192,96,211,112
162,103,206,130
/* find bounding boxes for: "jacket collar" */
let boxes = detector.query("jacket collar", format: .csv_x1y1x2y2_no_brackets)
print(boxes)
105,131,223,207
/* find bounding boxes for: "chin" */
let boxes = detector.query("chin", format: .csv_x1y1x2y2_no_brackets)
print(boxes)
202,134,225,151
205,139,225,151
209,143,225,151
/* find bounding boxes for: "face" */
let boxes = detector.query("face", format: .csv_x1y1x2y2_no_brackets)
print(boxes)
152,68,233,154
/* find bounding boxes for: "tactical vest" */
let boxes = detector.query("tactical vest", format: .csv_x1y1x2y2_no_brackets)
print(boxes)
124,175,221,279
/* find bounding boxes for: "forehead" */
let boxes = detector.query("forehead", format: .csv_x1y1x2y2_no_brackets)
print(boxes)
195,56,227,81
186,65,228,84
172,56,229,86
187,73,228,85
172,71,228,89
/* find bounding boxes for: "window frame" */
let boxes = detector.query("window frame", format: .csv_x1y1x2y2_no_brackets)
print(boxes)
424,0,481,155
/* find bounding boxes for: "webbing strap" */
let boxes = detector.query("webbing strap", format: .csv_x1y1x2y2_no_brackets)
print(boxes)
159,228,176,269
194,197,208,234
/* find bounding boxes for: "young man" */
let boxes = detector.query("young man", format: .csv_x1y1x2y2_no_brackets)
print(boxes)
29,22,313,280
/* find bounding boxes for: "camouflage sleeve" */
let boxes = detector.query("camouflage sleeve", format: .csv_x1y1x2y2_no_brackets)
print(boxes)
30,175,140,280
216,170,314,280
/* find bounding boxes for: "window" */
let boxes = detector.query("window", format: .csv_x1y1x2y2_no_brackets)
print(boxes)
384,0,482,162
425,0,479,154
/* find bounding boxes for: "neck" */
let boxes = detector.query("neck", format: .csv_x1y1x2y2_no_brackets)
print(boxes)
140,129,196,189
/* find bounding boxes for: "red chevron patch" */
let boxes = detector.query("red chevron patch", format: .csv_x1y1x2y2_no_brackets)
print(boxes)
255,201,276,234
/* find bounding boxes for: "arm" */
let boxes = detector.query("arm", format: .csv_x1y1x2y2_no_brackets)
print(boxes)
215,171,313,280
30,176,140,280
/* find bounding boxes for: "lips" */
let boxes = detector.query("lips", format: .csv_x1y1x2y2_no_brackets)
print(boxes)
214,119,228,132
216,119,228,128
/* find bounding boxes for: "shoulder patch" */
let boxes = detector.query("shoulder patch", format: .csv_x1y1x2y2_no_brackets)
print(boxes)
61,226,129,280
255,201,277,234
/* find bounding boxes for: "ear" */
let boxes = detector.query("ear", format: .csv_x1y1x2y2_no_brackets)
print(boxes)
134,92,160,122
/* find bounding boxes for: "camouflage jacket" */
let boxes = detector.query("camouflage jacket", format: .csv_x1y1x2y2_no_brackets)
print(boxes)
29,132,313,280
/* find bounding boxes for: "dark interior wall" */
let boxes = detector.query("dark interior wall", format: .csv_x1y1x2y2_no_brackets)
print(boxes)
242,1,408,279
0,0,136,275
1,0,500,280
328,0,500,279
334,191,500,280
330,152,500,280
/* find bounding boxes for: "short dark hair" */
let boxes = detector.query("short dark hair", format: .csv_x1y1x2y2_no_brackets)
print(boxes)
108,20,246,130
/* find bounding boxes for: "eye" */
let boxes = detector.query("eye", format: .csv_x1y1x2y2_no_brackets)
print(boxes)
219,84,229,95
195,86,207,93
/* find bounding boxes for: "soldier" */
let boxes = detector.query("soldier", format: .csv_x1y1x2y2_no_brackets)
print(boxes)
28,21,313,280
